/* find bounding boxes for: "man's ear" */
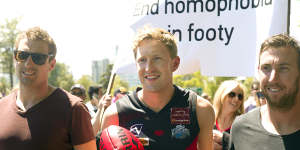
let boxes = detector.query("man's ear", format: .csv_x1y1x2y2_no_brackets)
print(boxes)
172,56,180,72
49,58,56,72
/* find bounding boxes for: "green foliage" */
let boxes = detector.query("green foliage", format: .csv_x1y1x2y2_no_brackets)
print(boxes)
204,77,235,100
76,75,95,92
48,62,74,91
174,72,205,88
111,75,130,95
241,77,255,98
0,77,9,96
0,18,20,89
174,71,252,102
98,64,113,93
76,75,95,101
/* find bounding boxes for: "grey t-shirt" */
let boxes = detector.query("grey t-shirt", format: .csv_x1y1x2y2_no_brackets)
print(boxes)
229,107,300,150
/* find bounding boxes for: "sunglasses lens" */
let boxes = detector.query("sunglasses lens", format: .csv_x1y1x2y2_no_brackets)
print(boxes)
31,53,48,65
238,94,243,100
15,51,29,61
228,92,235,98
72,92,82,96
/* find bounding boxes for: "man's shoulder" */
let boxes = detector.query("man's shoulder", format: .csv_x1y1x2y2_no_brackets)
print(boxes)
195,95,215,125
232,107,260,129
174,85,193,96
0,91,17,104
116,92,134,106
50,88,85,107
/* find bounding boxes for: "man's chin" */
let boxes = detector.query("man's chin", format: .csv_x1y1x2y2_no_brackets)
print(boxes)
20,78,34,85
143,86,161,92
267,96,295,110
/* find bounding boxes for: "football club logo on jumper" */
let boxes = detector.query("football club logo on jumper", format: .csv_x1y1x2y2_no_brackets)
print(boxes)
130,124,150,146
171,124,190,139
130,124,144,136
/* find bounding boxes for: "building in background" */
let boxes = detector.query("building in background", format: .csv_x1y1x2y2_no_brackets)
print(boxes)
92,59,109,83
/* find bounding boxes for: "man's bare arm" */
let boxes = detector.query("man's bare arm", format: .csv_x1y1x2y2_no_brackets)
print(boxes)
196,96,215,150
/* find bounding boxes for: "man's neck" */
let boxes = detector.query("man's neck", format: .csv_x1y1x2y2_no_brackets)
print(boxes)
261,99,300,135
17,84,54,110
138,85,175,112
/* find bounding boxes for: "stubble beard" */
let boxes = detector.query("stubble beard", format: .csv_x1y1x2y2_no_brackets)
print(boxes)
263,78,299,111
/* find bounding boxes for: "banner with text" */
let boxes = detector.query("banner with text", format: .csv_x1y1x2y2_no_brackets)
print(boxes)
118,0,288,77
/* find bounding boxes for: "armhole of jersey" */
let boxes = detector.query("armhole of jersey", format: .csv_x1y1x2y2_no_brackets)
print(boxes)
127,93,135,102
188,92,199,131
189,92,197,119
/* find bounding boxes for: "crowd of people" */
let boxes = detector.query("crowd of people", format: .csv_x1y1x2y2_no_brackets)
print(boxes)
0,25,299,150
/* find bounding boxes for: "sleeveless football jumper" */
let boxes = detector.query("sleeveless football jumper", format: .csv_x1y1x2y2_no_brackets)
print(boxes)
116,85,199,150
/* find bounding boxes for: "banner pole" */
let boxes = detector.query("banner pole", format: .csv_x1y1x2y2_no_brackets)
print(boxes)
287,0,291,35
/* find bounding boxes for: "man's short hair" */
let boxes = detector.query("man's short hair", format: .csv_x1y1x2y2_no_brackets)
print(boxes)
132,26,178,59
70,84,86,97
88,86,102,100
259,34,300,70
15,27,57,59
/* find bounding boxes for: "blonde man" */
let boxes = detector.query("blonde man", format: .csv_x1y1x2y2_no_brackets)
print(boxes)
101,26,215,150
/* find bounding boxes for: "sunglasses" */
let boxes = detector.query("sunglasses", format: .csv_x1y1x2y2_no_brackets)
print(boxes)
71,90,84,96
14,50,53,65
228,92,243,101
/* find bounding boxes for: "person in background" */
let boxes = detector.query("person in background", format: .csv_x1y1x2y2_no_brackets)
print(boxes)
112,87,128,103
212,80,246,150
244,81,266,113
201,92,212,103
87,86,102,118
70,84,86,101
100,26,215,150
229,34,300,150
90,85,112,135
0,27,96,150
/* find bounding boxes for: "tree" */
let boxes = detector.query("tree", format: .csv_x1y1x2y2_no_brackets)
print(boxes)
76,75,95,92
98,64,113,93
204,76,235,100
0,18,20,89
174,71,207,94
173,71,236,100
111,75,130,95
48,62,74,91
0,77,9,96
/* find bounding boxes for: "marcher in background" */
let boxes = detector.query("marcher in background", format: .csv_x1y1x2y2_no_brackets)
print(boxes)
244,81,266,113
90,85,112,135
101,26,215,150
87,86,102,118
70,84,86,100
201,92,212,103
112,87,128,103
229,34,300,150
0,27,96,150
212,80,246,150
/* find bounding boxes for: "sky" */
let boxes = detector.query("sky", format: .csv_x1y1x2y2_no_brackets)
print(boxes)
0,0,135,80
0,0,300,80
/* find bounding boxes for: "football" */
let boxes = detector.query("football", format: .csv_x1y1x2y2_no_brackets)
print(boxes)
98,125,144,150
